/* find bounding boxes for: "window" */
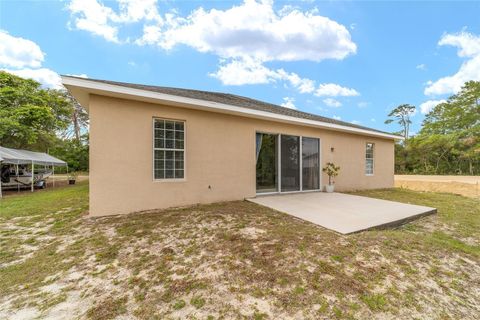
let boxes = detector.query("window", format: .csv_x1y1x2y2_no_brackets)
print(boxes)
153,119,185,180
365,142,374,175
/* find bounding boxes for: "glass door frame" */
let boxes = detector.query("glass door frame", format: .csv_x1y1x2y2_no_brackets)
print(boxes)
255,131,322,195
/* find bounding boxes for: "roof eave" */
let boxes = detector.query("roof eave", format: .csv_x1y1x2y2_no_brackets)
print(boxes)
61,76,404,141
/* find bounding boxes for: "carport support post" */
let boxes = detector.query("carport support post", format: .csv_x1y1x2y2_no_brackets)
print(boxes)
52,164,55,188
16,164,19,193
31,161,34,192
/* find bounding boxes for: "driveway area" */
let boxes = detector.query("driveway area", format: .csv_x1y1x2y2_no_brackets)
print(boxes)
248,192,436,234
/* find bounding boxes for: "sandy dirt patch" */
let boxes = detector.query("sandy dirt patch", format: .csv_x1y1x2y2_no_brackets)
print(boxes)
395,175,480,198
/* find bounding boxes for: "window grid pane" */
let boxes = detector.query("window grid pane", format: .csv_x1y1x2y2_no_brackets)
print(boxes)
154,119,185,179
175,170,184,179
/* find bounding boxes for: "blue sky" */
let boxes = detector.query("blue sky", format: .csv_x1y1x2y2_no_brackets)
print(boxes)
1,0,479,134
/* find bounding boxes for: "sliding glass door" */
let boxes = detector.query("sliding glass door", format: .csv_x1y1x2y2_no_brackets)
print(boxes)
256,133,320,194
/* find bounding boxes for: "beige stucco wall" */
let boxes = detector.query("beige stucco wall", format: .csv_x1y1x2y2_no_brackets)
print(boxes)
89,95,394,216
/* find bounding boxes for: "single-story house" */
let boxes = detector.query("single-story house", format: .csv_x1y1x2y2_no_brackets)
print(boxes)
62,76,402,217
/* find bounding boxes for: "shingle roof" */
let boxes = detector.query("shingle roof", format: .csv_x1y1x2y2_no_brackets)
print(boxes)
66,76,396,137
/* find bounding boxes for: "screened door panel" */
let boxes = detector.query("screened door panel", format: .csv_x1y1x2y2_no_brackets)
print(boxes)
302,137,320,190
256,133,278,193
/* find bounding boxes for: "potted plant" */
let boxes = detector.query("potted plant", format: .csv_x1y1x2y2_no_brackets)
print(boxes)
68,172,78,185
322,162,340,193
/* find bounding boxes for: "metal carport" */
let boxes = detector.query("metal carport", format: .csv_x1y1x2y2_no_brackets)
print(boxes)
0,147,67,198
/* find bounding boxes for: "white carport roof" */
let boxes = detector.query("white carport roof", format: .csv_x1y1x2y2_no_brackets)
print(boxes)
0,146,67,166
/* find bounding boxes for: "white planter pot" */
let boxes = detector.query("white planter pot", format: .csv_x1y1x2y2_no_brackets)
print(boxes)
325,184,335,193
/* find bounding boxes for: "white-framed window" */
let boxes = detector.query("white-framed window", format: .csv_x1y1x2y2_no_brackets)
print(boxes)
365,142,374,175
153,118,185,180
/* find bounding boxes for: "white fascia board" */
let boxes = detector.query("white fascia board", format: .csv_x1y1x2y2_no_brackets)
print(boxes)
61,76,403,141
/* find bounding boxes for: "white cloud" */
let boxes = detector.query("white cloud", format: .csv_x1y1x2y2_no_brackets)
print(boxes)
370,118,376,122
158,0,356,62
280,97,296,109
159,0,357,94
66,0,359,98
441,31,480,57
351,120,361,125
68,0,357,62
416,63,426,70
210,58,358,98
115,0,162,23
146,0,357,95
0,31,62,89
323,98,342,108
135,24,162,45
210,58,278,85
3,68,62,89
276,69,316,94
357,101,368,108
315,83,359,97
68,0,120,43
68,0,163,43
333,115,341,120
425,31,480,96
419,99,446,114
0,30,44,68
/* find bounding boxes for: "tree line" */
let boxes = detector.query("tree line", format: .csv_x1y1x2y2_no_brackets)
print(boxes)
385,81,480,175
0,71,89,172
1,71,478,175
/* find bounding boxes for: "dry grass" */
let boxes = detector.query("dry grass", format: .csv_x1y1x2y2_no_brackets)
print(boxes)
0,183,479,319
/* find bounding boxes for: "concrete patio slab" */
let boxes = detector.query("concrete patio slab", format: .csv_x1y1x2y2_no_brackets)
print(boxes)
248,192,436,234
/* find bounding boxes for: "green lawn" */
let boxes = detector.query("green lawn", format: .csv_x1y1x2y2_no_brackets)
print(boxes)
0,183,479,319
